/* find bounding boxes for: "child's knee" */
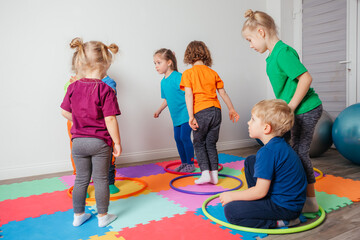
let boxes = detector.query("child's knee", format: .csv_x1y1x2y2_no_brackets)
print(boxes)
245,155,256,167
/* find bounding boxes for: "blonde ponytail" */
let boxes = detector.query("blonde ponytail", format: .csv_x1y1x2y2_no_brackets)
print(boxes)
70,37,86,73
244,9,254,18
108,44,119,54
242,9,277,36
70,37,83,49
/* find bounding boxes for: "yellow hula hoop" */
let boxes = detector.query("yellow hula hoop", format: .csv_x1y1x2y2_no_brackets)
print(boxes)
67,177,148,201
314,167,324,180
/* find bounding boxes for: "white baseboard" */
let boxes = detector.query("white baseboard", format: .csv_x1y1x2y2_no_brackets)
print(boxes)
0,161,73,181
0,139,257,181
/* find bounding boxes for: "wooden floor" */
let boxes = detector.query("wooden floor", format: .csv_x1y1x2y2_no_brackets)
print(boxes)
2,146,360,239
222,147,360,240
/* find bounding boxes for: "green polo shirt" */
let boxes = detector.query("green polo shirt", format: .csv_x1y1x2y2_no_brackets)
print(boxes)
266,41,322,115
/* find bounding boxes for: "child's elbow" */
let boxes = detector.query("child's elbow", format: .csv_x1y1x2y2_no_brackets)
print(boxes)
255,188,268,199
308,75,313,84
258,191,267,199
105,115,116,123
61,110,68,118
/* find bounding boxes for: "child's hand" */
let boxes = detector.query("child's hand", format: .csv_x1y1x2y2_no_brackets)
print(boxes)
219,192,233,206
189,117,199,131
229,109,240,123
154,110,162,118
113,143,122,157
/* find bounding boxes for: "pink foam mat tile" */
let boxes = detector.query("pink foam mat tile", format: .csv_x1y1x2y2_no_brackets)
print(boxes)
157,184,223,211
117,212,242,240
222,160,245,172
0,190,73,225
59,175,76,188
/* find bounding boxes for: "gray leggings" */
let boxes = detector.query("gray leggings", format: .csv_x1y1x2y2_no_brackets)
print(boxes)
72,138,111,214
291,105,323,184
193,107,222,171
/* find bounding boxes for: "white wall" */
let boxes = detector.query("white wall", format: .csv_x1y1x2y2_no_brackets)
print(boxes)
0,0,269,180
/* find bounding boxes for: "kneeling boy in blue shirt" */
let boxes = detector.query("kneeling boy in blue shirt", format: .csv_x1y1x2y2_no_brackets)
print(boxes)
220,99,307,229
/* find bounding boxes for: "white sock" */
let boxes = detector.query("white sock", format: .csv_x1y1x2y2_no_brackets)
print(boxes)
276,220,285,227
276,218,300,228
302,197,319,213
210,170,218,184
73,213,91,227
195,170,211,184
98,213,117,227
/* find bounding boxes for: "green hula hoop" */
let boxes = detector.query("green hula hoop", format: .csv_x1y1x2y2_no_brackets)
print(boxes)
202,193,326,234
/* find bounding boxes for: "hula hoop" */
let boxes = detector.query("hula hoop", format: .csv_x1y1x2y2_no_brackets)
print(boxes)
202,193,326,234
170,173,243,195
164,160,224,175
314,167,324,180
67,177,148,201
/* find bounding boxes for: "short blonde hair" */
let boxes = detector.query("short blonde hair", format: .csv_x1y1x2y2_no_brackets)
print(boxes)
70,37,119,74
252,99,294,136
183,40,212,67
242,9,277,36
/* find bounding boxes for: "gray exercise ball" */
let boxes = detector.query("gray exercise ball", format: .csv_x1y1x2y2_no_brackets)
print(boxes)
309,110,333,158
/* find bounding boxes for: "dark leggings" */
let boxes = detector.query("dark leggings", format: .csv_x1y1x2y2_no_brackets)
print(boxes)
72,138,111,214
224,155,300,229
291,105,323,184
193,107,222,171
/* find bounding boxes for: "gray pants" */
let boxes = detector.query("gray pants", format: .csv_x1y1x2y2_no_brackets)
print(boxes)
72,138,111,214
193,107,222,171
292,105,323,184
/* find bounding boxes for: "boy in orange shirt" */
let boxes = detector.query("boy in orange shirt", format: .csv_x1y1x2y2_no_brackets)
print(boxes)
180,41,240,184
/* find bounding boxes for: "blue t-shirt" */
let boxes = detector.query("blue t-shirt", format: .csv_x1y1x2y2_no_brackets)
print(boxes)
102,76,117,95
161,71,189,126
254,137,307,212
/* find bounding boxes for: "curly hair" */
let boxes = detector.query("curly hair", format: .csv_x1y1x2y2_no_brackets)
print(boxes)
183,41,212,67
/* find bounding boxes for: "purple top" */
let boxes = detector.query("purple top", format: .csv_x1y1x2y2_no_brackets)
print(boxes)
61,78,121,146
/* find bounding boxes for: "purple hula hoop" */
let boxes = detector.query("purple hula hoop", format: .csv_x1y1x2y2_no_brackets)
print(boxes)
164,160,224,175
169,173,243,195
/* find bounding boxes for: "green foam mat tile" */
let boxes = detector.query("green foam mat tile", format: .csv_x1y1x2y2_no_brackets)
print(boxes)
303,191,353,219
0,177,68,201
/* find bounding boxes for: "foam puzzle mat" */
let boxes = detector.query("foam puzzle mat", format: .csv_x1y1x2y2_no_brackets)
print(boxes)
1,153,359,240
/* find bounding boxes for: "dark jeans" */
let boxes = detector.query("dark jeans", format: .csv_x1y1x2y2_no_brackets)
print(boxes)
193,107,222,171
224,155,300,228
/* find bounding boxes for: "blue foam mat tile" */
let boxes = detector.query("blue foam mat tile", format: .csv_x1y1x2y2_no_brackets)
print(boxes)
195,203,268,240
1,207,110,240
218,153,245,164
89,192,188,231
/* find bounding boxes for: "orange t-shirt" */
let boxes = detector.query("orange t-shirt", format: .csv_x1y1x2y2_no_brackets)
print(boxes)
180,65,224,114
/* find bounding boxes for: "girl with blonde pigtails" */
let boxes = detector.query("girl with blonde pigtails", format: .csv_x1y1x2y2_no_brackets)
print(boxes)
61,38,121,227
